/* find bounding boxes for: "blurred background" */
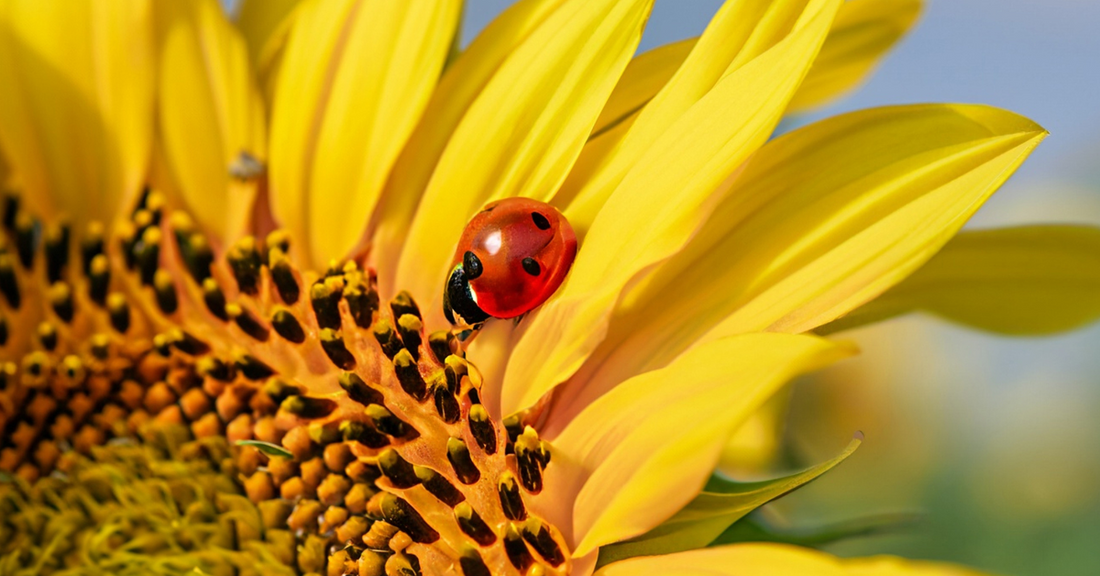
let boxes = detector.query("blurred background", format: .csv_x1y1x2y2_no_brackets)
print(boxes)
469,1,1100,575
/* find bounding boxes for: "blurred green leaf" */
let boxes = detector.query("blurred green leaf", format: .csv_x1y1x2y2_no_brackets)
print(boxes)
713,509,921,547
596,434,862,567
818,225,1100,336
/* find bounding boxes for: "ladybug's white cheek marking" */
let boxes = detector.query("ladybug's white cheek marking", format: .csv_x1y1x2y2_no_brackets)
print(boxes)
484,230,503,256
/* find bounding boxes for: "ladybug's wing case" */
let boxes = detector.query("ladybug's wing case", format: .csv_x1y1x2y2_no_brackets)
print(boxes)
466,213,548,318
445,198,577,322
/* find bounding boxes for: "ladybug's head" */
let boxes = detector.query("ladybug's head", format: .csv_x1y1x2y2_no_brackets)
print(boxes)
443,255,490,327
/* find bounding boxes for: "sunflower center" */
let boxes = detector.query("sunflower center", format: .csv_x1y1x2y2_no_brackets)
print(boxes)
0,194,569,576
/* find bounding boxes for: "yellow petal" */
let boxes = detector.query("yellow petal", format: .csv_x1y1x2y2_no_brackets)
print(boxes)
550,333,853,556
444,1,465,70
234,0,299,67
501,0,840,417
393,0,654,314
818,225,1100,335
554,38,694,211
371,0,564,297
552,113,637,217
0,0,154,224
572,0,922,157
595,543,990,576
561,0,870,215
157,0,266,244
269,0,461,268
234,0,301,105
0,148,10,187
564,0,839,236
569,104,1046,404
788,0,922,113
591,37,697,141
559,0,919,214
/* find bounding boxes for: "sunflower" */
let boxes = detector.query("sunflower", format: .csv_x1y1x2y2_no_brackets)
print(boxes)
0,0,1091,575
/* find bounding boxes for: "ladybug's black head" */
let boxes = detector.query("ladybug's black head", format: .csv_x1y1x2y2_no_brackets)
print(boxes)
443,263,490,327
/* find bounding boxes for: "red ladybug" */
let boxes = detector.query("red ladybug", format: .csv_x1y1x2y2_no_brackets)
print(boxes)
444,198,577,326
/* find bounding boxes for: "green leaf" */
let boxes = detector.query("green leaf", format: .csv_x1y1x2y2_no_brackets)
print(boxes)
713,509,921,547
235,439,293,459
818,225,1100,336
595,434,862,568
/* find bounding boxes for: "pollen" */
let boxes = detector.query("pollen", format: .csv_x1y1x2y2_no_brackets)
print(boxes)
0,193,566,575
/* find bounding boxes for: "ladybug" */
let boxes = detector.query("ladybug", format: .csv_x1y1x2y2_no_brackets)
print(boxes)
444,197,577,327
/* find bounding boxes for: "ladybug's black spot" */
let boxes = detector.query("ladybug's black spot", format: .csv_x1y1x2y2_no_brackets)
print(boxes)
463,251,483,280
531,212,551,230
522,258,541,276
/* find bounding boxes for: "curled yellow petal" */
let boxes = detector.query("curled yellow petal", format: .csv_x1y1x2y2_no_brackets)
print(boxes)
269,0,461,269
502,0,840,417
394,0,654,316
818,225,1100,335
157,0,266,244
550,333,853,557
0,0,153,224
595,543,990,576
788,0,922,113
570,104,1046,403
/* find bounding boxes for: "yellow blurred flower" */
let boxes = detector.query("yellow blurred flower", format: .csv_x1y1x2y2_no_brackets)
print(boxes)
0,0,1090,574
